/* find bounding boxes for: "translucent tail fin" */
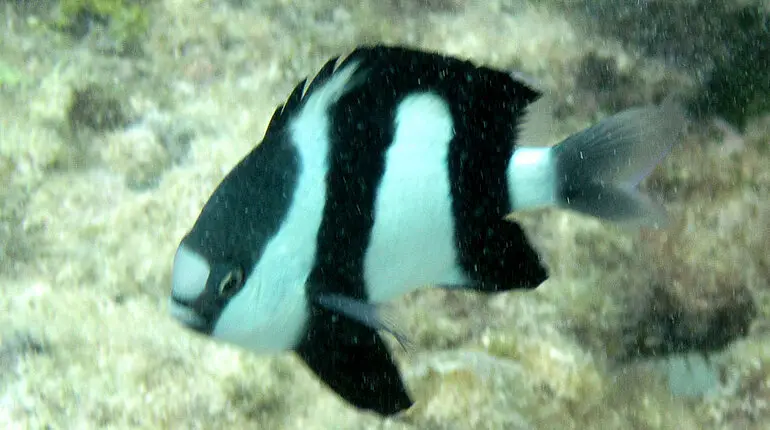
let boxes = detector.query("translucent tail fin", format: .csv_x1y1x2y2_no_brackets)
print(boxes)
553,103,684,227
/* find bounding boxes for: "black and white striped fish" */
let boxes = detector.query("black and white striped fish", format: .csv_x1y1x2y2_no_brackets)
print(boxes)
169,45,681,416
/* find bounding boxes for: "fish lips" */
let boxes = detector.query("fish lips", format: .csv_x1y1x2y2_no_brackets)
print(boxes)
168,296,212,334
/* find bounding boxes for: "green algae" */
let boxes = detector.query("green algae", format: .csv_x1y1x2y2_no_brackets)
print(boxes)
55,0,150,55
0,61,23,89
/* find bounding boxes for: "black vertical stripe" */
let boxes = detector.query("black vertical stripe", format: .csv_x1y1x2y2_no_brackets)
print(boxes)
444,71,547,291
307,46,547,298
305,61,396,300
184,114,299,285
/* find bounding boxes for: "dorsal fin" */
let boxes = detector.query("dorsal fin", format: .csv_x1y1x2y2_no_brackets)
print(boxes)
263,77,306,136
303,55,343,96
266,44,490,137
264,50,371,136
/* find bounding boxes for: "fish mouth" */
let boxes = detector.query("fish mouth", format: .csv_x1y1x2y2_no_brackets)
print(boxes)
168,296,209,333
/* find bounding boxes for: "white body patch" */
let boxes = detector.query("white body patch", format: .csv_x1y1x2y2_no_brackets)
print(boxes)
364,93,469,303
171,244,210,301
212,62,361,353
508,147,557,211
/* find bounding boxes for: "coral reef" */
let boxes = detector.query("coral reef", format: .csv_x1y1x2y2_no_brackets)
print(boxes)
1,0,769,428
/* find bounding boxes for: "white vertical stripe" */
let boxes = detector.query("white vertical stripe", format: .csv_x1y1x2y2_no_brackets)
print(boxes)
508,147,557,211
364,93,469,303
212,63,361,353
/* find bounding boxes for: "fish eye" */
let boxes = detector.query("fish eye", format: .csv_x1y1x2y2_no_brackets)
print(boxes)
218,267,244,298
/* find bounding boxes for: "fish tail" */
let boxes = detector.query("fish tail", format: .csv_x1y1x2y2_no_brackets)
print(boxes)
508,101,684,227
551,102,684,227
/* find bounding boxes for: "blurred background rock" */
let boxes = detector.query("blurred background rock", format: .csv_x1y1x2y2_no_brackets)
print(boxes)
1,0,768,428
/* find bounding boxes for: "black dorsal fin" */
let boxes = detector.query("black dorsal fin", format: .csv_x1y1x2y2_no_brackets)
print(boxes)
263,52,368,137
266,44,453,137
303,55,343,96
262,77,307,136
281,77,307,114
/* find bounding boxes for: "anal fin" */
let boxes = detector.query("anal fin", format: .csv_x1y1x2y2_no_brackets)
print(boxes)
295,305,413,415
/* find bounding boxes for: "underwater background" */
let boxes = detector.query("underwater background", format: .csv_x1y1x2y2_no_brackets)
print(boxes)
1,0,769,428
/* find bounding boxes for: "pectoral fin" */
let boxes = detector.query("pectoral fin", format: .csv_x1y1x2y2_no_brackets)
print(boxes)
295,305,413,415
313,293,413,352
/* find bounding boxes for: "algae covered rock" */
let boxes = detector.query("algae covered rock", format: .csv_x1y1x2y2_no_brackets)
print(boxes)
1,0,769,428
559,0,770,129
98,126,171,189
690,8,770,129
67,84,130,132
55,0,151,55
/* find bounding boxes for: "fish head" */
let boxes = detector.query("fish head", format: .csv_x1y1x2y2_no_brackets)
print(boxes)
167,52,359,353
167,141,310,352
169,239,242,335
169,232,310,353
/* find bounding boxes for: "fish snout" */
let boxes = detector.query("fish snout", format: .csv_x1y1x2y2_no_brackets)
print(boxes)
170,243,212,332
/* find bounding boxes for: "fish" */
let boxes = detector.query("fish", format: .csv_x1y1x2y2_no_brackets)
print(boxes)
168,45,682,416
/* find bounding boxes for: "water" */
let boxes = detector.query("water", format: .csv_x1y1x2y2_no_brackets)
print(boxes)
0,1,768,428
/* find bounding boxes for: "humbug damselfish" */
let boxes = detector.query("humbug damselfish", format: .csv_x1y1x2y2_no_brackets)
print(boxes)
169,45,682,416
